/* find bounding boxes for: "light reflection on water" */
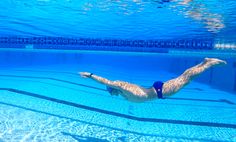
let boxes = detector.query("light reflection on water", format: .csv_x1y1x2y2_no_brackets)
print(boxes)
0,0,235,40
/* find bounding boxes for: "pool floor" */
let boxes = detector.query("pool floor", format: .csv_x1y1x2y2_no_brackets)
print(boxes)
0,64,236,142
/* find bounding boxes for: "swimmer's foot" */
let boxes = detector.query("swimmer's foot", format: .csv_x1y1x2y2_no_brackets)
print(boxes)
204,57,227,66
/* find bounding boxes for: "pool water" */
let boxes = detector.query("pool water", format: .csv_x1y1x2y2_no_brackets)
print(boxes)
1,0,236,40
0,50,235,142
0,0,236,141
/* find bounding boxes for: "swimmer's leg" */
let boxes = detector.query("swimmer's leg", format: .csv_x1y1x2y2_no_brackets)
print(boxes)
162,58,226,96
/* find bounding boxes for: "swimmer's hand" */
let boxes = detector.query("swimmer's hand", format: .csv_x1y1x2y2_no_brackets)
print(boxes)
79,72,92,78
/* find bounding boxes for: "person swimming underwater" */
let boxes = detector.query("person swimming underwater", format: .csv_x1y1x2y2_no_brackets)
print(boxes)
79,58,226,103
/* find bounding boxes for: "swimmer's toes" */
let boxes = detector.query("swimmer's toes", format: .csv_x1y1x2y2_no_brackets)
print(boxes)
215,59,227,65
221,60,227,65
205,58,227,66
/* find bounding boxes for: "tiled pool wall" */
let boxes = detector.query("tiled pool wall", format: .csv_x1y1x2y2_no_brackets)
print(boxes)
0,37,235,93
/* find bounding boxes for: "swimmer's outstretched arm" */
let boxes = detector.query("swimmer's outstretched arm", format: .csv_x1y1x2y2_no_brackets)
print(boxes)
79,72,120,89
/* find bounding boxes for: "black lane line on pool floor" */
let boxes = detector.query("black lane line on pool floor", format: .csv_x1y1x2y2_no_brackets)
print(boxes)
0,74,235,105
1,77,235,110
0,74,104,91
1,87,236,129
0,102,226,142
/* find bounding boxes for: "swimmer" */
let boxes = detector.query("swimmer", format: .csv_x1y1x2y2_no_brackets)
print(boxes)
79,58,226,102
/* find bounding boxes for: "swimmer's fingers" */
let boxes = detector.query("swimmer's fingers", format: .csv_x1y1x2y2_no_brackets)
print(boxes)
79,72,91,78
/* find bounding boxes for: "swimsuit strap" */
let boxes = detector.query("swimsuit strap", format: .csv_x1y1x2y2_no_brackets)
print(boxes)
153,81,164,99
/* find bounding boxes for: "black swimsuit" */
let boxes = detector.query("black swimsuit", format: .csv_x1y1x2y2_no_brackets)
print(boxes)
106,81,164,99
153,81,164,99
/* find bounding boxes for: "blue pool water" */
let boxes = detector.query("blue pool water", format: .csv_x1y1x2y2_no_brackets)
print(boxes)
0,0,236,142
0,0,236,40
0,50,235,141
